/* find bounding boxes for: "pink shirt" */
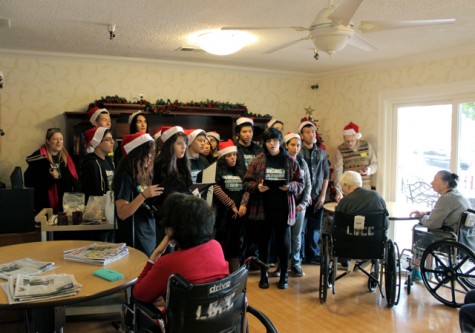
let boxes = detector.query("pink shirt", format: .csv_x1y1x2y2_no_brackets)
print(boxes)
133,240,229,303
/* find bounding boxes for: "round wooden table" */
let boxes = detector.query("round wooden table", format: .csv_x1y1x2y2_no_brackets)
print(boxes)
0,240,147,331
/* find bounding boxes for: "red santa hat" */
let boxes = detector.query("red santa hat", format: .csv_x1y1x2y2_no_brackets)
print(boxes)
342,121,362,139
297,118,316,134
85,127,108,153
185,129,206,147
153,126,164,140
206,131,220,142
284,132,301,143
87,107,109,125
120,132,154,156
160,126,184,143
128,111,143,125
218,139,238,158
267,119,283,128
236,117,254,127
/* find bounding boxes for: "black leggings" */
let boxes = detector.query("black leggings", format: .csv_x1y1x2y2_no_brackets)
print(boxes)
257,217,291,275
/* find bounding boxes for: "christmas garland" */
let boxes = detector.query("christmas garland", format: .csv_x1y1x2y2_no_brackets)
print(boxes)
88,95,271,117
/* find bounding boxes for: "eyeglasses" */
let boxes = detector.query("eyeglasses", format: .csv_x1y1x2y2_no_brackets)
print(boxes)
101,138,114,143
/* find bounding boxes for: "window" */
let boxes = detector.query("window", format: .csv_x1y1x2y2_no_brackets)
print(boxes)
379,82,475,249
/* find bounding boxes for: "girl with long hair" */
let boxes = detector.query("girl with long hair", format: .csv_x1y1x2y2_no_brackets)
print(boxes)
113,132,163,256
25,128,78,213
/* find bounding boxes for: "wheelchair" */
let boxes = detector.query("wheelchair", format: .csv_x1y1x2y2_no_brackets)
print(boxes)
120,257,278,333
319,211,402,308
401,208,475,308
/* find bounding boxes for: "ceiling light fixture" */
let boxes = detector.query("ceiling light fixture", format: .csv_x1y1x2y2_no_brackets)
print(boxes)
310,26,354,57
191,30,255,56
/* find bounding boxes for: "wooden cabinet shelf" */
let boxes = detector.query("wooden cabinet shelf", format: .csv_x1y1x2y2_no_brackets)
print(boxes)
64,106,270,159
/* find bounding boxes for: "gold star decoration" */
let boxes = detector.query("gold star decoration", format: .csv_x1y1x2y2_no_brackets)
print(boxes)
304,106,315,118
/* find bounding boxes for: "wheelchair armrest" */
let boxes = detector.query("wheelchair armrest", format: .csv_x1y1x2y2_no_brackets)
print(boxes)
247,305,279,333
134,299,164,320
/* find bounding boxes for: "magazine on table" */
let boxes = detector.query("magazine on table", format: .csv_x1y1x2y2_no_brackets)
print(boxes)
0,258,57,280
63,243,129,265
2,273,82,304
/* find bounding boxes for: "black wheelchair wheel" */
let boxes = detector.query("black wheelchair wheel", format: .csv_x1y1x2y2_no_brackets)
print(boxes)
421,239,475,308
367,260,379,292
406,274,412,295
319,235,330,304
384,240,398,308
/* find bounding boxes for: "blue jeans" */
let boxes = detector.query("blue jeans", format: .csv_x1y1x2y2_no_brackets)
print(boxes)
291,208,306,267
304,205,324,260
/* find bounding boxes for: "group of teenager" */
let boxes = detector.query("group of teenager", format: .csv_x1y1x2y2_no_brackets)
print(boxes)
24,104,385,294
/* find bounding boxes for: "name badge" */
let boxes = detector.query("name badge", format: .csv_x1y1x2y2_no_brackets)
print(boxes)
354,215,365,230
360,152,367,157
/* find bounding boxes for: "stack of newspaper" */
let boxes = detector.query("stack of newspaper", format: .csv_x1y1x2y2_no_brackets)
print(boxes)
63,243,129,265
3,273,82,304
0,258,57,280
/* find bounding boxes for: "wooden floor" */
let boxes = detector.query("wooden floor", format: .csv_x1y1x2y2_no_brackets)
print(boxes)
1,264,460,333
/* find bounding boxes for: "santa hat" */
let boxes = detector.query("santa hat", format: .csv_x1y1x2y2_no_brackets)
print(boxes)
161,126,184,143
121,132,154,156
284,132,301,143
87,107,109,125
267,119,282,128
153,126,164,140
236,117,254,127
85,127,108,153
206,131,220,142
218,139,238,158
128,111,143,125
297,118,316,134
185,129,206,147
342,121,362,139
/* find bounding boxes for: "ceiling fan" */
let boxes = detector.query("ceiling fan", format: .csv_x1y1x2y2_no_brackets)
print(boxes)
222,0,455,58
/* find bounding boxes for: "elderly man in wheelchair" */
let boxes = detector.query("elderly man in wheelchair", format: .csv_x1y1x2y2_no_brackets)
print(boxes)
121,193,278,333
319,171,400,308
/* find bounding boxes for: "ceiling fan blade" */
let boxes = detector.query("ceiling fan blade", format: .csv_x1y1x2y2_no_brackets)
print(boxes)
358,19,455,33
222,26,309,32
265,36,309,54
328,0,364,26
348,31,377,51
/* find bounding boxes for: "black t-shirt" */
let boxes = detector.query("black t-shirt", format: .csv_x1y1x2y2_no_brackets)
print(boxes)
114,170,156,256
189,155,209,184
81,153,114,201
263,153,288,219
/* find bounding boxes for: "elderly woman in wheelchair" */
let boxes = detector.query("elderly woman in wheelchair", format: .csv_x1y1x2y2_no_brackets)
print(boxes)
127,193,278,333
404,170,475,307
319,171,401,308
409,171,472,280
133,193,229,308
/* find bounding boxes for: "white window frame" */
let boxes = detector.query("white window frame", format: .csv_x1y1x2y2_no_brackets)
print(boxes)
378,81,475,202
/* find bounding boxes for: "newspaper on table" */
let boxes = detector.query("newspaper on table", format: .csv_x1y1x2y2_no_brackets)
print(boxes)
63,243,129,265
0,258,57,280
2,273,82,304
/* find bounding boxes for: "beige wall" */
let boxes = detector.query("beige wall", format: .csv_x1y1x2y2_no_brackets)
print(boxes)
0,51,316,184
1,50,475,186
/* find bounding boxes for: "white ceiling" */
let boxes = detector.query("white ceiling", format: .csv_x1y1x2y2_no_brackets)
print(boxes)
1,0,475,76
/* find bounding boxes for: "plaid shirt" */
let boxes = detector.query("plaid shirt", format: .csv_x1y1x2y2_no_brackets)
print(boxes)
243,152,304,225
